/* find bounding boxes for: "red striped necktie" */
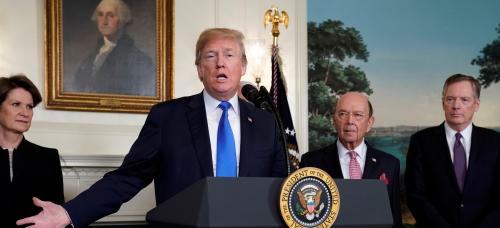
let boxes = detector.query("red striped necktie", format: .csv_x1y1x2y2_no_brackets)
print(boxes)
348,151,362,179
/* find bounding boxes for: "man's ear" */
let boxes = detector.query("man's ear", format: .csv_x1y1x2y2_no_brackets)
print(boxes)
366,116,375,133
241,62,247,76
196,65,203,81
474,98,480,112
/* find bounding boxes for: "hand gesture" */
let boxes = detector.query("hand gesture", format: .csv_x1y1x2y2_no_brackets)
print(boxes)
16,197,71,228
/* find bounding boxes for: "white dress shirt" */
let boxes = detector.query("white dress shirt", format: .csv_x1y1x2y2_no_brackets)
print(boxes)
92,36,117,73
444,122,472,167
337,140,367,179
203,90,241,176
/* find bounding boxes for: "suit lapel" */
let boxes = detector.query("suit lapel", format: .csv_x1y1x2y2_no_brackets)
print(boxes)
363,144,379,179
463,125,480,191
1,148,11,185
467,125,481,170
436,123,462,193
187,93,214,177
237,99,255,176
324,143,344,178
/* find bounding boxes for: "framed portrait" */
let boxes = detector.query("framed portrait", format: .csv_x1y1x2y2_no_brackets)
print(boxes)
45,0,173,113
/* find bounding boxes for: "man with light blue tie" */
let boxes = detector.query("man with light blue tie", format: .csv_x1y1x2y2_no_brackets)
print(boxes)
17,28,287,228
405,74,500,228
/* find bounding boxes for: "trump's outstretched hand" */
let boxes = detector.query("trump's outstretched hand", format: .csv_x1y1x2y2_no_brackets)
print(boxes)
16,197,71,228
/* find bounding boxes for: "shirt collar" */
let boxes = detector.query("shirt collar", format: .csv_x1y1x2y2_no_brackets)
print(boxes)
444,122,472,139
103,36,117,47
100,36,117,53
336,139,367,159
203,90,239,115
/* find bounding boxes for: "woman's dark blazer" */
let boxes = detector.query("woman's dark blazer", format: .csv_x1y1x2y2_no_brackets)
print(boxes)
1,137,64,227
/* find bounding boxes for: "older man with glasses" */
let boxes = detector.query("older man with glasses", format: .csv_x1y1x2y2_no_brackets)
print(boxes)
300,91,402,228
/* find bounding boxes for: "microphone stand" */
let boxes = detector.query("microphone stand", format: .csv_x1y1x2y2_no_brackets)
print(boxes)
258,88,292,175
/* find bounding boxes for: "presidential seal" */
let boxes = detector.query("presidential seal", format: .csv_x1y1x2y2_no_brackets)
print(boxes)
279,167,340,227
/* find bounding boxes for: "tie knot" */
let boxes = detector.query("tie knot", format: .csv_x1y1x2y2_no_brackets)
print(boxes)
348,151,358,159
218,101,232,112
455,132,462,140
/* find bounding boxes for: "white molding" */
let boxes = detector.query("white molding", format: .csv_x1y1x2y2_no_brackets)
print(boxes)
61,155,124,167
60,154,155,224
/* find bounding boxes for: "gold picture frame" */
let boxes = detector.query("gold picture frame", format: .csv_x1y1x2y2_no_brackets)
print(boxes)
45,0,173,113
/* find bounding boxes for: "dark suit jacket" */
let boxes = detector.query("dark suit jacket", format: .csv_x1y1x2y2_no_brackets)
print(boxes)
0,138,64,228
64,92,287,227
405,123,500,228
66,34,155,96
300,141,402,228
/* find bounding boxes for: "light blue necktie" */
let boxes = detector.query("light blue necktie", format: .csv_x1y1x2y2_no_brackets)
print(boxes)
216,101,237,177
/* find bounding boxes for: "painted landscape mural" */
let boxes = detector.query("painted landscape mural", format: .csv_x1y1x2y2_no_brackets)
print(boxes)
307,0,500,225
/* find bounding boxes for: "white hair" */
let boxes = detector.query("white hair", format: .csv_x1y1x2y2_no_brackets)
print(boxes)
91,0,132,27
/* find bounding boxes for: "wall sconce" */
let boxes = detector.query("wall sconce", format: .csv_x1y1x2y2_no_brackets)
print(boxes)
246,39,266,87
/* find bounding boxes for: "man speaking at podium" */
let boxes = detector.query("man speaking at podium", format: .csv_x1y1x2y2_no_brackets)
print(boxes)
17,28,287,228
300,92,402,227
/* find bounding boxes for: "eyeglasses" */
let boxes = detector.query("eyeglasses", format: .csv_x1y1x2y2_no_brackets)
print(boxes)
443,96,475,106
336,111,366,121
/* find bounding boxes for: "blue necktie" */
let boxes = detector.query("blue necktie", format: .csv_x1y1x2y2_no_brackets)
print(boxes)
453,133,466,191
216,101,236,177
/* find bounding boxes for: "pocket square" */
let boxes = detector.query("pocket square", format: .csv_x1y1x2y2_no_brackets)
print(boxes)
379,173,389,185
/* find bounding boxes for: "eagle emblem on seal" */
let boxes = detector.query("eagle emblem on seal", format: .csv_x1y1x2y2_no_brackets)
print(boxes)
296,184,325,220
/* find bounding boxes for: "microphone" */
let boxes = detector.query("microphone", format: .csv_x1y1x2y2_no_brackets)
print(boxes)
241,83,259,103
238,81,256,104
256,86,274,111
241,84,292,175
241,84,273,112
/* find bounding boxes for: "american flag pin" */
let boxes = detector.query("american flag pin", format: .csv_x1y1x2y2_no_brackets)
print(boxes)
372,158,377,162
248,117,253,123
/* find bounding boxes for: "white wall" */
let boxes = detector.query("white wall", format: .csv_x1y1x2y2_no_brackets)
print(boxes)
0,0,308,156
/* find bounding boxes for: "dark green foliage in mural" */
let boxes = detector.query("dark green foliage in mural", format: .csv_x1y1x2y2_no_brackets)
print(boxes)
472,23,500,88
308,113,336,149
308,19,372,150
308,81,335,115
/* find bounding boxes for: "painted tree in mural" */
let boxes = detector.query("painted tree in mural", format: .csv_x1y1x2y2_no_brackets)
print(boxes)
308,19,372,150
471,23,500,88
